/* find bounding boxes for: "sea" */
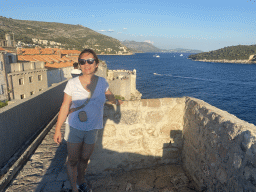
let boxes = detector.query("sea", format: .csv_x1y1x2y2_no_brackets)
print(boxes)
98,53,256,126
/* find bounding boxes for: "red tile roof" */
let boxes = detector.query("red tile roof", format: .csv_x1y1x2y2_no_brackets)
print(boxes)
17,48,80,69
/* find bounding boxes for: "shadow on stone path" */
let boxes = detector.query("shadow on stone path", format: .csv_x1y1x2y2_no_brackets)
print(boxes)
5,123,198,192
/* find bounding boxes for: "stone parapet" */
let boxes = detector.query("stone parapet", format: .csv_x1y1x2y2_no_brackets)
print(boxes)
183,97,256,191
87,98,185,174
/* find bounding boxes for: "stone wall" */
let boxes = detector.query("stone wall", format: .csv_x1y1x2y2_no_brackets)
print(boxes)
0,51,18,101
107,69,140,100
0,80,67,169
183,97,256,191
87,97,185,174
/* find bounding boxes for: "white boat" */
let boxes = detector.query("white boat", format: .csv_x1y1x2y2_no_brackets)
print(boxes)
153,54,160,58
180,54,183,56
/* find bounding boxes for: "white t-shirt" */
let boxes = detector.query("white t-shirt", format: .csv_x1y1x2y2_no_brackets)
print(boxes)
71,68,82,75
64,76,109,131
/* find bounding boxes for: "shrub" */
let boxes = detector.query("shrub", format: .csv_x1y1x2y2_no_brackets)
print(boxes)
0,100,8,108
114,95,125,101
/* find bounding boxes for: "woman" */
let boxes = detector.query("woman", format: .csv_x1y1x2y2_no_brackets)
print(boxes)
54,49,121,192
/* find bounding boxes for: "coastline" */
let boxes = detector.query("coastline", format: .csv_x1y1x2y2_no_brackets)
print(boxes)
98,53,135,56
194,59,256,64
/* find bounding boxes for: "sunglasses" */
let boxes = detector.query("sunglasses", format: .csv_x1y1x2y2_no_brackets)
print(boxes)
78,58,95,65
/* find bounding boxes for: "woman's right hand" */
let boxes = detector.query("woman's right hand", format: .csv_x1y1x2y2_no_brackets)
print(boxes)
54,130,62,145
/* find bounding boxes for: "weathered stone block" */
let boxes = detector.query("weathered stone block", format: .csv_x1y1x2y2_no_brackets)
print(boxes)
129,128,143,136
161,98,175,106
145,111,163,124
141,99,147,107
162,148,180,159
147,99,161,108
218,144,228,160
216,168,227,184
120,110,140,124
103,124,116,137
144,126,159,137
168,105,184,123
233,153,243,169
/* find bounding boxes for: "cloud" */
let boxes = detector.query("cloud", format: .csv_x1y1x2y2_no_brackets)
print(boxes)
98,29,114,33
144,40,154,44
123,28,127,30
99,29,114,33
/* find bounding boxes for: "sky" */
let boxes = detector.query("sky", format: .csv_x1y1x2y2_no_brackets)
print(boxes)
0,0,256,52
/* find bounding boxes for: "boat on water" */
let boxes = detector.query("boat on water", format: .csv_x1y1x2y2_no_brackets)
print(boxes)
153,54,160,58
180,54,183,56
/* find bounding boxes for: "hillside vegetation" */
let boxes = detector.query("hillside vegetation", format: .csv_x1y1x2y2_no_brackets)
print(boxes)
122,40,162,53
188,45,256,60
0,16,131,54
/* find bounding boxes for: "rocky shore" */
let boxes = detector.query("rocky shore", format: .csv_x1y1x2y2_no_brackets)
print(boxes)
196,59,256,64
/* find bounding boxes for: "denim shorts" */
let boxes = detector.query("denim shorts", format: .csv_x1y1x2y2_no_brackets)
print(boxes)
64,124,98,144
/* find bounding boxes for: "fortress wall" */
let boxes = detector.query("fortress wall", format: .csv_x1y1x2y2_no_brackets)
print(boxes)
107,69,139,100
47,67,71,87
183,97,256,192
87,97,186,174
0,80,67,169
108,78,131,100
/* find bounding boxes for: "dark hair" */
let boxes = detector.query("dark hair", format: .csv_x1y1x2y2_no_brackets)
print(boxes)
73,62,78,68
78,49,99,64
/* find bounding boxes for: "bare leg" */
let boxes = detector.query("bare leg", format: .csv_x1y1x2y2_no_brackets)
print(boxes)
77,143,95,185
67,142,83,192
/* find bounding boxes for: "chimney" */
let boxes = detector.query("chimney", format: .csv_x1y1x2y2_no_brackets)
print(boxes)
57,50,61,58
5,34,12,47
17,48,22,55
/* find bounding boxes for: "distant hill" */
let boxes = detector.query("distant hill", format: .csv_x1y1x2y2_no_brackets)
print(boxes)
122,40,202,53
167,48,202,53
188,45,256,60
122,40,162,53
0,16,132,54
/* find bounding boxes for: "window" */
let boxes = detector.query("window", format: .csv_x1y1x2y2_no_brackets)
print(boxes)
20,94,25,99
19,78,24,85
0,61,3,71
38,75,42,81
30,91,34,95
8,55,13,64
0,85,4,95
29,76,33,83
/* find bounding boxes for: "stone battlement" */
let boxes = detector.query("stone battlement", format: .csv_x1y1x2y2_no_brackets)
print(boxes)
107,69,140,100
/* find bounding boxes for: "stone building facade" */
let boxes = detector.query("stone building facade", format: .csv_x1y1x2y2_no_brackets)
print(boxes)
0,49,17,101
7,61,48,100
0,34,16,48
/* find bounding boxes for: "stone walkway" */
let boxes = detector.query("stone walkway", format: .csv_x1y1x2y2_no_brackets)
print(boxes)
4,124,198,192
